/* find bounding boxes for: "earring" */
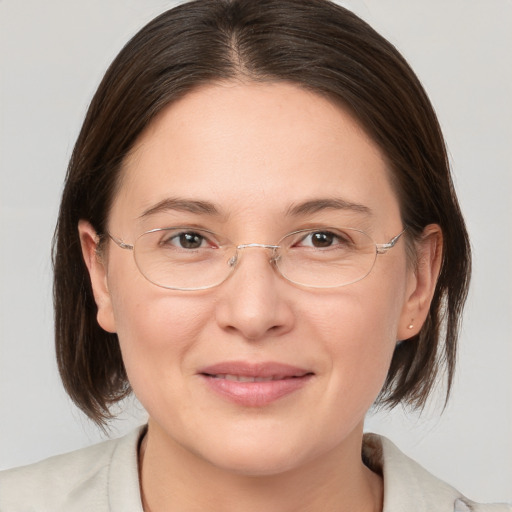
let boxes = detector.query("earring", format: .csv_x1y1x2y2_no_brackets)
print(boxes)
407,320,414,330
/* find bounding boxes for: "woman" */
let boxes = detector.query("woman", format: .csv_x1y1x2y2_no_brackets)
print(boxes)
0,0,509,510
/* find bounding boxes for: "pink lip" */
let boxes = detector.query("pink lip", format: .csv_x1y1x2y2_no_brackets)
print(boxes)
198,362,314,407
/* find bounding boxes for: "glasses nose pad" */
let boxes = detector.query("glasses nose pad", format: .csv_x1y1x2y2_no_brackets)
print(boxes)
227,253,238,268
270,248,280,265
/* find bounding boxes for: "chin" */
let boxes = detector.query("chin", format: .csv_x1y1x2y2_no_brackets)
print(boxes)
207,448,305,477
189,427,326,478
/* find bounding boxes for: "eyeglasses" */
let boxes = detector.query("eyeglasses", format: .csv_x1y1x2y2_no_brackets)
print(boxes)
107,226,405,291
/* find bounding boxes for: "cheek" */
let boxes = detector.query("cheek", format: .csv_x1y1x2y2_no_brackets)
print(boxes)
106,263,214,393
114,295,208,357
305,275,406,403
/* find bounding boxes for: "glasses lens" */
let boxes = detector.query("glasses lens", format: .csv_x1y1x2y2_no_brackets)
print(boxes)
133,228,233,290
276,228,377,288
131,226,379,290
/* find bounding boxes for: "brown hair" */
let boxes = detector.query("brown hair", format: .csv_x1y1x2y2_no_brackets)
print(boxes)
54,0,471,425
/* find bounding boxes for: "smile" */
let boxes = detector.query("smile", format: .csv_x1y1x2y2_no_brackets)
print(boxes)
198,362,314,407
208,374,303,382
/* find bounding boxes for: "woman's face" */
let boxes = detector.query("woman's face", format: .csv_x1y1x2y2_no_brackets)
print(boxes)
82,82,431,475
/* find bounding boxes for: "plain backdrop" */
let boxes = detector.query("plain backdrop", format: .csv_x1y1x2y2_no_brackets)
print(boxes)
0,0,511,504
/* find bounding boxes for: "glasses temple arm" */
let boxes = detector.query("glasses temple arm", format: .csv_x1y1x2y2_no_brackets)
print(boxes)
375,229,406,255
107,233,134,250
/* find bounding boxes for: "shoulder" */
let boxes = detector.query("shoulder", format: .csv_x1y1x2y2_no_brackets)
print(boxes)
363,434,511,512
0,426,145,512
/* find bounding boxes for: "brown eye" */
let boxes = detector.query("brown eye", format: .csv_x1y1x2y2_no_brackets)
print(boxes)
178,232,204,249
310,232,334,248
159,231,208,250
292,230,352,250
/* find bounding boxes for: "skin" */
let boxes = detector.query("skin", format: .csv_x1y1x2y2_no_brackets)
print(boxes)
79,82,442,512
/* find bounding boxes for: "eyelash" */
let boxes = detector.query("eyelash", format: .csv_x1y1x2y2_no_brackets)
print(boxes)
155,227,354,252
159,230,216,249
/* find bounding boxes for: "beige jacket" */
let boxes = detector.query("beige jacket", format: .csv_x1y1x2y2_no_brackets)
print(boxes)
0,427,509,511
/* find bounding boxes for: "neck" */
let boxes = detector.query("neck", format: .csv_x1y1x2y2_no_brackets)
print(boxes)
138,421,383,512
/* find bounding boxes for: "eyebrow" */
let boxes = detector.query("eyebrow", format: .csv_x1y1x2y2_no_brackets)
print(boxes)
139,198,220,219
138,196,371,220
286,198,372,217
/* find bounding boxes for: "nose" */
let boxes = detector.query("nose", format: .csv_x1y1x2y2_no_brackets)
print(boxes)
214,246,295,341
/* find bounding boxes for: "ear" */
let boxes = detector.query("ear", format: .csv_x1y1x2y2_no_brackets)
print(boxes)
397,224,443,340
78,220,117,333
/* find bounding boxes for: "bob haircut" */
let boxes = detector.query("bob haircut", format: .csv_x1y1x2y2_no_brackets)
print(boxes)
54,0,471,425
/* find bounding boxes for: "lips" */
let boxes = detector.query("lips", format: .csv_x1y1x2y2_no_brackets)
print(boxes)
210,374,291,382
198,362,313,407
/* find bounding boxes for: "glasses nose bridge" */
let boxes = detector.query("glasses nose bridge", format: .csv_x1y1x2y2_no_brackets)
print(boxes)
236,242,280,251
229,242,281,268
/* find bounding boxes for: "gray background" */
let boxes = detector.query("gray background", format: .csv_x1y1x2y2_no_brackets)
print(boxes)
0,0,510,503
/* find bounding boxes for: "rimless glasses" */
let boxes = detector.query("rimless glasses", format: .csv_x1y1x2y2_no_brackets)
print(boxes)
107,226,406,291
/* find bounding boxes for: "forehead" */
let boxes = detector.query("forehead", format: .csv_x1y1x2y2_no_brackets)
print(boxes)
111,81,400,233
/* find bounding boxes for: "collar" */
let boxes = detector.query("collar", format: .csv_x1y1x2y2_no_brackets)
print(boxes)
363,433,484,512
107,427,504,512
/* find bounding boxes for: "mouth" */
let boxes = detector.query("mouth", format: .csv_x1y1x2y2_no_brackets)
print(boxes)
206,374,307,382
198,362,314,407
